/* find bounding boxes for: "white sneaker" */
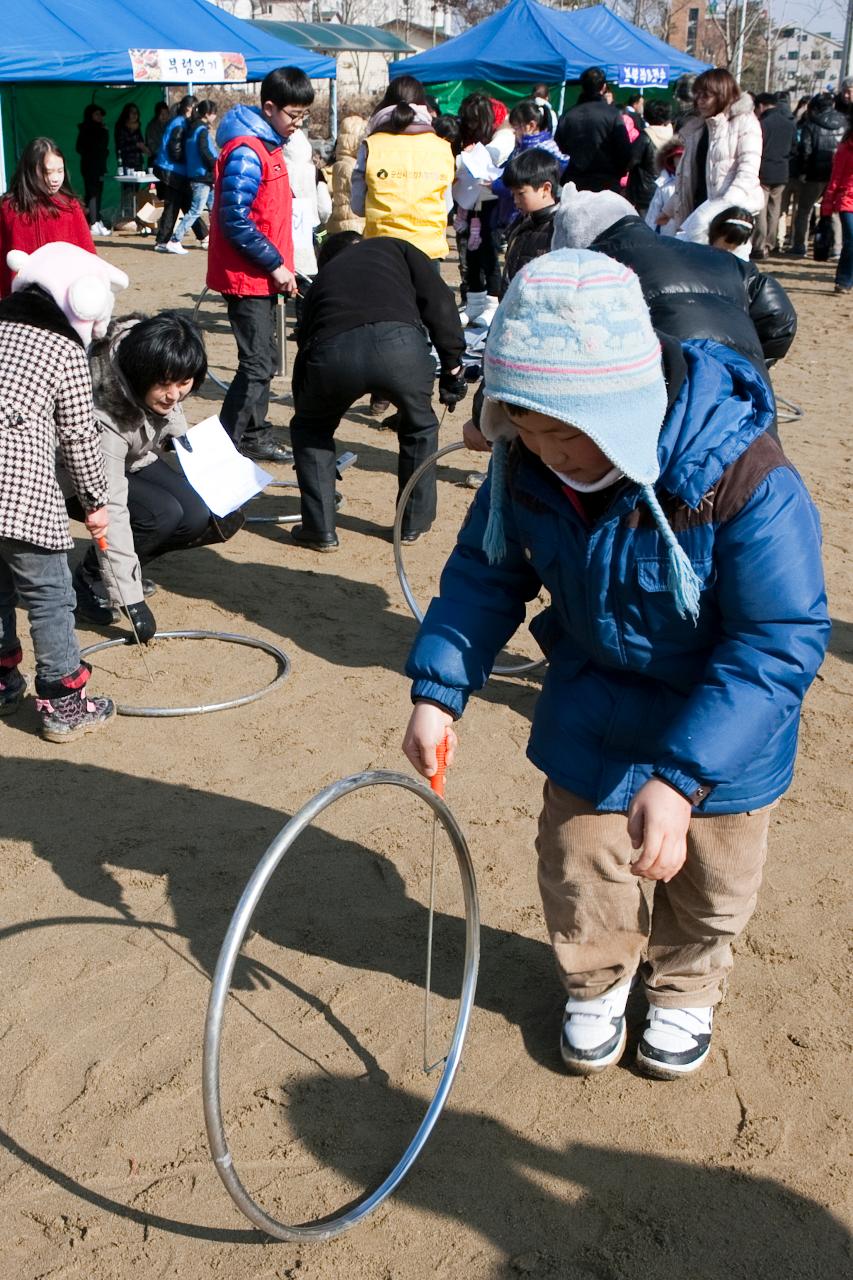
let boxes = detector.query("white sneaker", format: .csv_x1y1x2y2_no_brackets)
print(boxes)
165,240,189,255
91,221,110,236
560,979,632,1075
154,243,169,252
636,1005,714,1079
200,237,210,249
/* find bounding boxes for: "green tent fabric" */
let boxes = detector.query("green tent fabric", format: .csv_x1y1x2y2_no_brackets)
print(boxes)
425,79,671,117
0,83,163,218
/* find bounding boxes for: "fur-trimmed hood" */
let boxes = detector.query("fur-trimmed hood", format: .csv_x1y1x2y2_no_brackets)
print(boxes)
89,314,187,440
680,92,755,138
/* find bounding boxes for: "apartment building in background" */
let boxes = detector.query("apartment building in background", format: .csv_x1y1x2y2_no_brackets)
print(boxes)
772,27,843,96
667,1,727,69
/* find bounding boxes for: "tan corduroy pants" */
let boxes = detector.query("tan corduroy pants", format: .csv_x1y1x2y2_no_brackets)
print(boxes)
535,780,774,1008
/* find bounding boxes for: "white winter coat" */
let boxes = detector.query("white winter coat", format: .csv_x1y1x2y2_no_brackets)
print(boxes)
283,128,324,277
661,94,764,246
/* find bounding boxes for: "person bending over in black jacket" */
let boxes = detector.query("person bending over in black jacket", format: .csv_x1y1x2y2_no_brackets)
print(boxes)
288,234,466,551
551,185,796,379
554,66,631,193
500,148,560,292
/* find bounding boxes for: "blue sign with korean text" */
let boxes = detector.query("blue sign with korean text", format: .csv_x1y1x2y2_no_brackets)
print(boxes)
618,64,670,88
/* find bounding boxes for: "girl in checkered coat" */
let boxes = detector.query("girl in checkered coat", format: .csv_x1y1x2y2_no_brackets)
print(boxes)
0,273,116,741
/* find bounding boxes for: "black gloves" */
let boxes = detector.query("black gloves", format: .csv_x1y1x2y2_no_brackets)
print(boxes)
124,600,156,644
438,368,468,412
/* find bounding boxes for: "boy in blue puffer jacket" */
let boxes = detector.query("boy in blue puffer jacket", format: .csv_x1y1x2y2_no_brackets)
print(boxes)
402,249,829,1080
153,95,196,248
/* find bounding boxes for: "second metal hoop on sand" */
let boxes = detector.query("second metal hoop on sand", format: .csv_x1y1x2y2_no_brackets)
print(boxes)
393,441,545,678
202,769,480,1241
80,630,291,717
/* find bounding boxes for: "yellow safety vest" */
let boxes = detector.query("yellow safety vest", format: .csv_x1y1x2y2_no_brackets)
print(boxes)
363,131,454,259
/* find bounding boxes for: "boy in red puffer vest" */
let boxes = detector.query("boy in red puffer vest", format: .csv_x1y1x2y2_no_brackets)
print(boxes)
208,67,312,464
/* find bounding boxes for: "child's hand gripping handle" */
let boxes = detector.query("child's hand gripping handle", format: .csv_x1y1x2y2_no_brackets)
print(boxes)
430,734,449,799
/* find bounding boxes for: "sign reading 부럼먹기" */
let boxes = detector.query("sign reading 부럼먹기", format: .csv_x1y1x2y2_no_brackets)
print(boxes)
128,49,247,83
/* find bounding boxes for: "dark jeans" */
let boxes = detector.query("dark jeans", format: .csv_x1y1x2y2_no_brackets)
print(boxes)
465,199,501,296
219,295,279,446
837,211,853,289
291,321,439,536
156,179,206,245
82,175,103,224
790,179,841,254
0,537,80,686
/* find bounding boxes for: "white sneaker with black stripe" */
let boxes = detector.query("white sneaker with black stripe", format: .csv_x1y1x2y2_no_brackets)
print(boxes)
636,1005,714,1079
560,979,632,1075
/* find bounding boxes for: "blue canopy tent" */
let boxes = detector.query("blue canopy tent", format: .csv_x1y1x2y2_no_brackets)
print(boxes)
389,0,709,114
0,0,336,83
0,0,335,193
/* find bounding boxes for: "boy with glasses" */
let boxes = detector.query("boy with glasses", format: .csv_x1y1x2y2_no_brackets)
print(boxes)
208,67,313,463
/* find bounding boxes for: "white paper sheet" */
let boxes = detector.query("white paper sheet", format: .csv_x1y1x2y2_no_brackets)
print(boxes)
173,415,273,518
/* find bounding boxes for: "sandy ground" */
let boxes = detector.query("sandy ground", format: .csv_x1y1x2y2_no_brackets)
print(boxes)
0,238,850,1280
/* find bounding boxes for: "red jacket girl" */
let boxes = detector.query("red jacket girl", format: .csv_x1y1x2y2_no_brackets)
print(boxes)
821,133,853,215
0,137,94,297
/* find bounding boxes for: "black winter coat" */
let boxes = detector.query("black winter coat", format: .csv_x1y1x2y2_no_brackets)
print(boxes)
590,217,797,374
554,96,632,192
797,108,848,183
759,107,797,186
76,120,109,181
626,130,658,214
500,203,557,295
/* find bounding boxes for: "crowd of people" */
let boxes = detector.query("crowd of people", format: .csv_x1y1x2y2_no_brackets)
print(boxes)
0,59,842,1082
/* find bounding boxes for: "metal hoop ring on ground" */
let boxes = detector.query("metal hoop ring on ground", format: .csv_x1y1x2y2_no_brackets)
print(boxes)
79,630,290,717
775,394,803,425
203,769,480,1242
393,441,546,678
192,286,291,404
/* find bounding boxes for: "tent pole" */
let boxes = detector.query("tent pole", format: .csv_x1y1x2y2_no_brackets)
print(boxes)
329,75,337,141
0,93,6,195
558,80,566,114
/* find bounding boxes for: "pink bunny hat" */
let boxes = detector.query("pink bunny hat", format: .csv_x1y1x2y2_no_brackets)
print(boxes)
7,241,129,348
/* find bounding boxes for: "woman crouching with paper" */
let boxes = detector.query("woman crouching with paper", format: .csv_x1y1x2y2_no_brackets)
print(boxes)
71,313,240,636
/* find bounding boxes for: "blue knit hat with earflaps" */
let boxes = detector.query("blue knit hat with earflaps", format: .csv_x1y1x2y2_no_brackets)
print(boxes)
480,248,702,622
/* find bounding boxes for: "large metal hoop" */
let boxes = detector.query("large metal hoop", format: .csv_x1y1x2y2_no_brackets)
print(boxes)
192,286,291,403
203,769,480,1242
80,630,290,717
393,441,545,678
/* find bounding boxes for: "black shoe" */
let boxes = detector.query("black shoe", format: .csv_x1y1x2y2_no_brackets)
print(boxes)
73,563,117,625
369,397,391,418
401,530,423,544
289,524,339,552
240,434,294,465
